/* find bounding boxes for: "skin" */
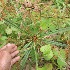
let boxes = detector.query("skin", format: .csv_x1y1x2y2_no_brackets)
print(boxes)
0,43,20,70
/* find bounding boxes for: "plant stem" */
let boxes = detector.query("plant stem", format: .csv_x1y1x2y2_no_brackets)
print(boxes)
33,42,38,70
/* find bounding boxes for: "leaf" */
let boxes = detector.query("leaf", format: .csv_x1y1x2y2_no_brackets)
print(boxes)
40,44,51,55
57,56,66,68
11,18,17,23
49,23,56,32
1,36,7,41
20,50,31,70
57,49,67,68
0,36,7,48
30,47,36,62
44,51,53,60
60,49,66,59
66,19,70,25
53,48,59,56
40,18,51,30
40,44,53,60
46,27,70,36
46,63,53,70
62,23,66,27
23,41,32,49
5,27,12,34
4,19,23,32
29,24,39,35
44,40,67,47
11,26,18,32
0,20,4,25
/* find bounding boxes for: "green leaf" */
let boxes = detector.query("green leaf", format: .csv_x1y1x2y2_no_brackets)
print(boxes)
20,50,31,70
66,19,70,25
46,63,53,70
62,23,66,27
57,49,67,68
40,44,53,60
53,48,59,56
1,36,7,41
44,51,53,60
11,18,17,23
40,18,51,30
11,26,18,32
60,49,66,59
57,56,66,68
30,47,36,62
29,24,39,35
23,41,32,49
46,27,70,36
5,27,12,34
49,23,56,32
0,20,4,25
40,44,51,55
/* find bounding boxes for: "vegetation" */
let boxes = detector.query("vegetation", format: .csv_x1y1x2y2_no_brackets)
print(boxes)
0,0,70,70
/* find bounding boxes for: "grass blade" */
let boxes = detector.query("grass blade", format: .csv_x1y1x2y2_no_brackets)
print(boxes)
20,49,31,70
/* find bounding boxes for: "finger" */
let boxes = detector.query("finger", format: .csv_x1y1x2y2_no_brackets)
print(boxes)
6,43,16,49
11,50,19,58
1,46,6,50
6,43,14,53
1,43,17,53
6,43,17,53
1,43,14,50
11,46,17,53
11,56,20,66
